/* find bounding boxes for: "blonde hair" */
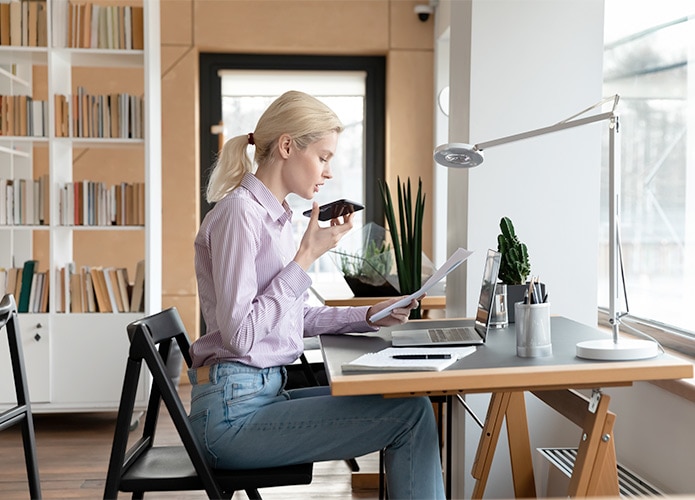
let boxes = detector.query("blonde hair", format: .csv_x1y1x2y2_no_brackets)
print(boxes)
205,90,344,203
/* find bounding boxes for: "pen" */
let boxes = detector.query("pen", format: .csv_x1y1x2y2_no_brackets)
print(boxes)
392,354,452,360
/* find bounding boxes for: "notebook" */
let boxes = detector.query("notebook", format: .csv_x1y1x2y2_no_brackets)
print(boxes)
391,249,501,347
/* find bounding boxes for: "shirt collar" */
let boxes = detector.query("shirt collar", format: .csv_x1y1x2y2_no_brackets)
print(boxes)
240,173,293,225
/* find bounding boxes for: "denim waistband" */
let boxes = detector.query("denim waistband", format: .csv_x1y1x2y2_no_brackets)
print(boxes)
188,361,284,385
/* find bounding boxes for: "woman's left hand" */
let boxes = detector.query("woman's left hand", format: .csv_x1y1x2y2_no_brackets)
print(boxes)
367,296,422,327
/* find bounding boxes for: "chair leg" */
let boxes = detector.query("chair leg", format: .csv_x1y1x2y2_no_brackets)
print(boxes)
379,449,387,500
346,457,360,472
245,488,262,500
20,414,41,499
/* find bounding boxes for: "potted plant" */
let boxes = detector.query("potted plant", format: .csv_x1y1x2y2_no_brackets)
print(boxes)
379,176,426,319
331,222,400,297
496,216,538,322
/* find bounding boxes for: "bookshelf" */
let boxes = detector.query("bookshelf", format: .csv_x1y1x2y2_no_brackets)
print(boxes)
0,0,160,413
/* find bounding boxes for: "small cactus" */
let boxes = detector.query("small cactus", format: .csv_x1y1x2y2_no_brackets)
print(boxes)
497,216,531,285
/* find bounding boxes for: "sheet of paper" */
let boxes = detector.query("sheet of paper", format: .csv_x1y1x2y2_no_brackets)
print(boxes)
342,346,476,372
368,247,474,322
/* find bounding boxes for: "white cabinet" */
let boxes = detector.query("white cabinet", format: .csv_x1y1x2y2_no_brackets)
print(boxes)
0,0,160,413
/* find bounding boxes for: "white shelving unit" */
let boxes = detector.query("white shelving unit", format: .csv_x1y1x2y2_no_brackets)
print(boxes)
0,0,161,413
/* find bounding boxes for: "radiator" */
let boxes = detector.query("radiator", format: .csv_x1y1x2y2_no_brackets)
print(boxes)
537,447,664,497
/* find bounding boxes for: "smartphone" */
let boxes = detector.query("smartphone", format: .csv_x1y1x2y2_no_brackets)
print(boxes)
303,199,365,221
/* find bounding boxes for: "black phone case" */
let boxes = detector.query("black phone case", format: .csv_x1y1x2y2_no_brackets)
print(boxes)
303,199,364,221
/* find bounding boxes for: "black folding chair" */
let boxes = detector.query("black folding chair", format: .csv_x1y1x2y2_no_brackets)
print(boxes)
103,307,313,499
0,294,41,499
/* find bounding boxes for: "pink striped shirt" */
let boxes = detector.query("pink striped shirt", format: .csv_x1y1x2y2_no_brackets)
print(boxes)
190,173,376,369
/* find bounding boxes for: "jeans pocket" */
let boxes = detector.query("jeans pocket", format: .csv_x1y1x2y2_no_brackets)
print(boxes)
189,408,219,468
224,372,266,420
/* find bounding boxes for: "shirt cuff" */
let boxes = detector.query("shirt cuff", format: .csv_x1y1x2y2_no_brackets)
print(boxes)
280,260,312,296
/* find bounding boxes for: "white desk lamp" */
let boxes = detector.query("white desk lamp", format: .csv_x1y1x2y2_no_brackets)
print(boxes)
435,94,659,360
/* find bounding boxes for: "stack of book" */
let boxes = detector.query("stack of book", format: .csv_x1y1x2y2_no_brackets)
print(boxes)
0,175,49,226
0,0,48,48
55,260,145,313
58,180,145,226
0,260,48,313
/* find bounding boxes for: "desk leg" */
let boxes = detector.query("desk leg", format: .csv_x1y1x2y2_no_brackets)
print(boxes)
471,392,509,498
505,392,536,498
567,393,619,497
471,392,535,499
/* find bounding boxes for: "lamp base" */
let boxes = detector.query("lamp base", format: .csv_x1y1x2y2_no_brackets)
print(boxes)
576,338,659,361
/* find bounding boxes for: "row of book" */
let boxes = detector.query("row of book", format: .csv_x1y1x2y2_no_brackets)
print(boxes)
57,260,144,313
61,1,144,50
0,0,48,48
0,175,49,226
58,180,145,226
1,177,144,226
0,259,145,313
55,90,144,139
0,94,48,137
1,259,47,313
0,1,145,50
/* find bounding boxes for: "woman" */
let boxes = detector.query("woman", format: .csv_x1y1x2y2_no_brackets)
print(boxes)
189,90,445,499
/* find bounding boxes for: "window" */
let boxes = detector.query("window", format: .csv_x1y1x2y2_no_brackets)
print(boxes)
601,1,694,340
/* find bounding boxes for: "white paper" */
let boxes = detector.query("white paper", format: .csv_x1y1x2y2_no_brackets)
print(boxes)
341,346,476,372
368,247,474,322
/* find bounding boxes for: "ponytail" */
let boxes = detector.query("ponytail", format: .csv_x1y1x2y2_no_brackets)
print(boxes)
205,134,254,203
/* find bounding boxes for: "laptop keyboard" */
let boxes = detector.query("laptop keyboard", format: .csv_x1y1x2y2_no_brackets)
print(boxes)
428,327,479,342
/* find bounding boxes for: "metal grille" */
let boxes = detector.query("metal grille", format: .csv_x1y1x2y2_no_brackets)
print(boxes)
537,447,664,497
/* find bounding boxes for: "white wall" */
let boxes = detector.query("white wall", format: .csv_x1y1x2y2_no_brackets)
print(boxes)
444,4,606,497
439,1,695,498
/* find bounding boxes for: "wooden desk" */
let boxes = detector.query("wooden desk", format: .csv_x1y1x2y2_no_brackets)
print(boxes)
310,277,446,312
319,317,693,498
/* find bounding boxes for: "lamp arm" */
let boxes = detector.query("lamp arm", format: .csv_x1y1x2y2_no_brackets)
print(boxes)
475,111,615,151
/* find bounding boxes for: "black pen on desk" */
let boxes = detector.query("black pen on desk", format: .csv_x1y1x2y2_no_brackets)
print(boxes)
392,354,452,360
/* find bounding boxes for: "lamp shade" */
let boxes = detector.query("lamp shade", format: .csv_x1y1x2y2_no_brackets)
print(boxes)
433,143,484,168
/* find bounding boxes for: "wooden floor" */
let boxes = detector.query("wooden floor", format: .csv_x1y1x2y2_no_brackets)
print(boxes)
0,382,380,500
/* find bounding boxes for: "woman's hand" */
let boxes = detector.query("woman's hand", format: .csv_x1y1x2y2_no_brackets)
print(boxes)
294,202,354,271
366,296,422,327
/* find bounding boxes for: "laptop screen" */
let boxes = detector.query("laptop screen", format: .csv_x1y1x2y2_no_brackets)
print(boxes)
474,249,502,334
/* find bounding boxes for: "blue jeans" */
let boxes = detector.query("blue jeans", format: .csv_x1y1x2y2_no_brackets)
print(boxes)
188,362,445,500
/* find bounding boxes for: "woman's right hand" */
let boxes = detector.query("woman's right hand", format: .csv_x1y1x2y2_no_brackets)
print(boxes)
293,202,354,270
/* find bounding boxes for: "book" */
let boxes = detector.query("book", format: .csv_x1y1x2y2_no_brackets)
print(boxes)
341,347,475,372
39,270,49,312
90,266,112,313
106,267,123,312
69,269,83,313
17,259,38,312
130,259,144,312
115,267,130,312
130,5,143,50
0,2,10,46
82,267,96,313
9,0,20,47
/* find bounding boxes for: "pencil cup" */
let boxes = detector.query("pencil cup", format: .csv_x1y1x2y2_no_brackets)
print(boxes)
514,302,552,357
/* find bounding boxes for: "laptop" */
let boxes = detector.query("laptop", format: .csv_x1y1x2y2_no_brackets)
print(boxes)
391,249,501,347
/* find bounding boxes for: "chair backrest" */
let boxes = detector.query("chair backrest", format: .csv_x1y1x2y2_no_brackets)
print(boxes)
104,307,224,498
0,294,41,499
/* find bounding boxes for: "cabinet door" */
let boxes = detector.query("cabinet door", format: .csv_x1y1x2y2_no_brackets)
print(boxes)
0,314,50,404
50,313,147,410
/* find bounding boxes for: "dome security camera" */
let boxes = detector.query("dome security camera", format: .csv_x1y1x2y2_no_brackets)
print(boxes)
414,4,433,22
